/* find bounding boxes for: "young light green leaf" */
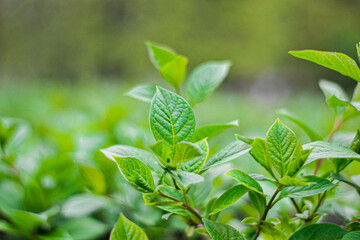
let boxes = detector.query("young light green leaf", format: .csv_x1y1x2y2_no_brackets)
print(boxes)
303,141,360,164
149,140,173,167
114,156,155,193
201,140,251,172
289,223,348,240
209,185,249,215
248,191,266,215
277,108,322,141
226,170,264,195
186,61,231,106
150,87,195,146
173,141,203,165
146,42,176,70
101,145,160,173
160,56,188,89
110,214,149,240
342,231,360,240
180,138,209,173
279,176,314,186
191,120,239,142
280,178,335,198
265,119,298,177
261,222,287,240
289,50,360,82
202,218,246,240
176,171,204,188
126,84,156,103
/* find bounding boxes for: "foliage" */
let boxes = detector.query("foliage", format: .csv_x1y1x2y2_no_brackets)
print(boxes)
0,42,360,240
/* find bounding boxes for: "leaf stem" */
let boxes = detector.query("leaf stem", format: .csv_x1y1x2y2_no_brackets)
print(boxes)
305,191,327,222
253,185,282,240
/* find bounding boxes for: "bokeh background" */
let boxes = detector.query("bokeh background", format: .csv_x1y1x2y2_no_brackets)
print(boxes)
1,1,360,240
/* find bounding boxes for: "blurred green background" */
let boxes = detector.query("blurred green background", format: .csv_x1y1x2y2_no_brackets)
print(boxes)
1,1,360,239
1,0,360,90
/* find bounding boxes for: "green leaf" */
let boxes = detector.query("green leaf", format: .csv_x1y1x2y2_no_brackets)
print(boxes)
146,42,176,70
342,231,360,240
303,141,360,164
110,214,149,240
186,61,231,106
160,55,188,88
192,120,239,142
126,84,156,103
61,194,108,218
287,142,312,177
289,50,360,82
279,176,314,186
157,186,194,218
289,223,348,240
248,191,266,215
333,130,360,172
202,218,246,240
180,138,209,173
149,140,173,167
176,171,204,188
277,108,322,141
331,173,360,193
209,185,249,215
143,191,183,207
114,156,155,193
60,217,108,240
249,138,272,174
261,222,287,240
173,141,204,165
202,140,251,172
265,119,298,177
226,170,264,195
235,135,254,145
241,217,258,225
280,177,335,198
150,87,195,146
101,145,161,173
318,80,360,116
79,165,107,194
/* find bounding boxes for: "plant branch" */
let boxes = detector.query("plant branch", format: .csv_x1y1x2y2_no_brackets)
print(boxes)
305,191,327,222
253,185,282,240
290,198,301,213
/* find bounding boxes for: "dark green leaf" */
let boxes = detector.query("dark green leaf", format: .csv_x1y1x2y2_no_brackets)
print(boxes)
248,191,266,215
203,218,246,240
226,170,264,195
342,231,360,240
209,185,249,215
114,156,155,193
289,223,348,240
261,222,287,240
